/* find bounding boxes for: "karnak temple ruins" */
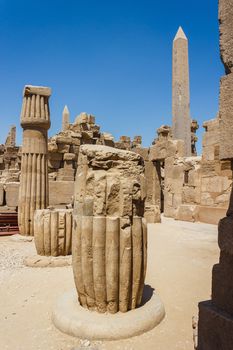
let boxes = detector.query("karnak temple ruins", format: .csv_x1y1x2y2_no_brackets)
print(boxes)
1,0,233,349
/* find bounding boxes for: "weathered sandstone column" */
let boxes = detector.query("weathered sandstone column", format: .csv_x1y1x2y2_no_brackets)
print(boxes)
197,1,233,348
172,27,192,156
72,145,147,313
18,85,51,236
34,209,72,256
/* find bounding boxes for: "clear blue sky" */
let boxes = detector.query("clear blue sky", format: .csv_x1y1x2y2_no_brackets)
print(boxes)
0,0,223,153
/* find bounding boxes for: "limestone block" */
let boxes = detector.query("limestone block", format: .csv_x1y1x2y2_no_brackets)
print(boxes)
175,204,198,222
5,182,19,207
219,0,233,73
219,73,233,159
0,183,4,205
49,181,74,206
198,300,233,350
195,206,227,225
34,209,72,256
73,145,147,314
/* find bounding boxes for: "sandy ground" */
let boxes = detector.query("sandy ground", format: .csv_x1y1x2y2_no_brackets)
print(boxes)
0,217,219,350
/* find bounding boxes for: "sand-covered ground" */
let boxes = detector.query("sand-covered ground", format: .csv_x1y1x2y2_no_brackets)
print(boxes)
0,217,218,350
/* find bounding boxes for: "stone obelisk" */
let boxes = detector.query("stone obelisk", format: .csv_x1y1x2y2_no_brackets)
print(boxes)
18,85,51,236
172,26,191,156
62,105,70,131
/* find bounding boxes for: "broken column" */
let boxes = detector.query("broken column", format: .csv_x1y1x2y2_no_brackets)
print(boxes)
72,145,147,313
34,209,72,256
197,0,233,348
172,27,192,156
18,85,51,236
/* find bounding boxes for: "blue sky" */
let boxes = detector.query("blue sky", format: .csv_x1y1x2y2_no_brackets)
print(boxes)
0,0,223,153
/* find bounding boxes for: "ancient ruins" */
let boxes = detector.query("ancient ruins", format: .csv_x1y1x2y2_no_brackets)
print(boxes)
1,0,233,347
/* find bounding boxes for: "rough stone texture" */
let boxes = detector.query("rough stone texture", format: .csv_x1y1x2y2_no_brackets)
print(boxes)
18,85,51,236
150,126,185,161
72,145,147,314
172,27,192,156
219,0,233,74
164,156,201,219
52,289,165,340
219,0,233,159
5,182,19,207
34,209,73,256
49,181,74,206
198,301,233,350
219,74,233,159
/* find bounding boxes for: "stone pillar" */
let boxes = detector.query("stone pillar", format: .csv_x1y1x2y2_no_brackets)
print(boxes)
18,85,51,236
72,145,147,314
62,105,70,131
34,209,72,256
172,27,192,156
197,0,233,348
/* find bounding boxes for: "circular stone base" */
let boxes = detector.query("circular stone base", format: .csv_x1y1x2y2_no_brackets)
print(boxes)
52,289,165,340
24,255,72,268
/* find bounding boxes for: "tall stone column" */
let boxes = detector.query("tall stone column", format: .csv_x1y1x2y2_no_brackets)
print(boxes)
62,105,70,131
172,26,192,156
197,1,233,348
18,85,51,236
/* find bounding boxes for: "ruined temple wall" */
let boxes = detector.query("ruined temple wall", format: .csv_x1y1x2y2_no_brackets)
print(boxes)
163,117,232,224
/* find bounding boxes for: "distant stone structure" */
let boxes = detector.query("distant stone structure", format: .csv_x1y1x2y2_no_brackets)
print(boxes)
198,0,233,348
72,145,147,313
18,85,51,236
62,105,70,131
172,27,192,156
5,125,16,148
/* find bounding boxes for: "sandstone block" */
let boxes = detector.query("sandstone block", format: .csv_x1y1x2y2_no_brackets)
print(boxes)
49,181,74,206
5,182,19,207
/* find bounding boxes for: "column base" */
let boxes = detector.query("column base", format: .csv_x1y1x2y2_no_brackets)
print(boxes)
52,288,165,340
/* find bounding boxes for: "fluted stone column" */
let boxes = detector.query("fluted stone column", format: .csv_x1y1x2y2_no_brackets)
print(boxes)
18,85,51,236
72,145,147,314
